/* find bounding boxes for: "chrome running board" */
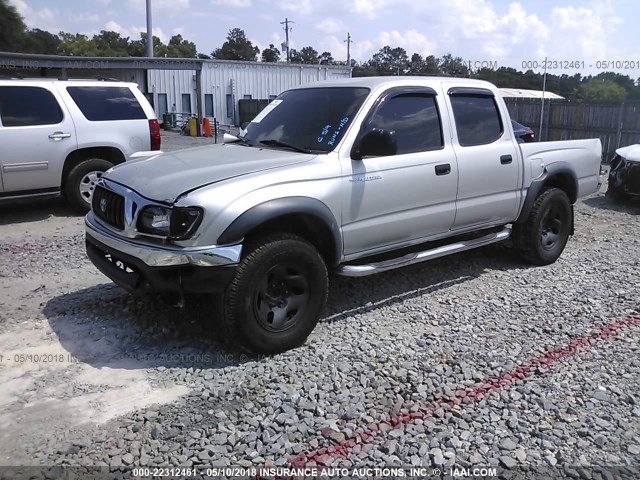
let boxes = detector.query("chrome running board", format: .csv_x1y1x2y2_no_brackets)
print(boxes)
336,227,511,277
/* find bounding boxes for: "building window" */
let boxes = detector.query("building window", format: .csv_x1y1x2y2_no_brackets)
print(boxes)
181,93,191,114
226,94,233,120
157,93,168,115
205,94,214,117
243,94,252,99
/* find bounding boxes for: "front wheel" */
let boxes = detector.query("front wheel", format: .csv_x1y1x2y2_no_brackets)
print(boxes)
513,188,572,266
64,158,113,213
222,234,329,354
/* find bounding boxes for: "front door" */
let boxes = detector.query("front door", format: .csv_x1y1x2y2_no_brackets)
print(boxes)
0,85,77,193
340,88,458,256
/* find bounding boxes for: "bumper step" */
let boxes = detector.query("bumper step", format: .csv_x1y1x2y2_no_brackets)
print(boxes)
336,227,511,277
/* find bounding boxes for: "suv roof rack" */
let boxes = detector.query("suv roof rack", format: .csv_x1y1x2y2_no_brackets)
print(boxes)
57,76,122,82
0,73,26,79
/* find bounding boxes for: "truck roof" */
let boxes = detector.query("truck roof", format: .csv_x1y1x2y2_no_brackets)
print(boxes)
289,75,498,92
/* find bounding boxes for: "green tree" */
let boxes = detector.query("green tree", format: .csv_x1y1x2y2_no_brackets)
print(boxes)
22,28,60,54
261,44,280,62
580,78,628,100
167,34,197,58
92,30,129,56
288,47,321,64
369,46,409,75
0,0,27,52
439,54,469,76
127,33,168,57
318,51,334,65
57,32,98,56
288,48,301,63
407,53,440,75
213,28,259,61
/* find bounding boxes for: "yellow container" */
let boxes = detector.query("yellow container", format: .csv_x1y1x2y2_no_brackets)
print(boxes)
188,117,198,137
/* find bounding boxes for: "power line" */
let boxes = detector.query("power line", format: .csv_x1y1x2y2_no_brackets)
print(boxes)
280,18,294,63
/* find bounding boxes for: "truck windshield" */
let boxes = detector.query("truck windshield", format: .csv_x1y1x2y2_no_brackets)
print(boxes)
241,87,370,153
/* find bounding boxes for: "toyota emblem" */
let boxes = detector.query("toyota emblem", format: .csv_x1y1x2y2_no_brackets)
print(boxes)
99,197,107,212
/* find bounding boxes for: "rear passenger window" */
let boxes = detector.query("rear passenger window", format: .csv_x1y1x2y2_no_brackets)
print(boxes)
66,86,146,121
367,94,443,154
0,86,63,127
450,95,503,146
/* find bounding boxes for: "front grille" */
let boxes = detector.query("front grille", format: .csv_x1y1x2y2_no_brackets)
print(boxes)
92,186,125,229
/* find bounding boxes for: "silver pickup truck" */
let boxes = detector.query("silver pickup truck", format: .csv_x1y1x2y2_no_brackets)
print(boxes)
85,77,602,353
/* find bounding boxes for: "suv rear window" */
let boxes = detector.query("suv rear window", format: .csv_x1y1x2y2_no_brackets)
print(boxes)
66,86,146,121
0,86,63,127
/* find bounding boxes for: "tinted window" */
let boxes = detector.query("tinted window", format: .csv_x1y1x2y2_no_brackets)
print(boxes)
450,95,503,146
66,86,145,121
0,86,63,127
366,94,443,154
242,87,370,153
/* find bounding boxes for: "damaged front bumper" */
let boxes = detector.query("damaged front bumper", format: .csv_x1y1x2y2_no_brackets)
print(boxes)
85,213,240,294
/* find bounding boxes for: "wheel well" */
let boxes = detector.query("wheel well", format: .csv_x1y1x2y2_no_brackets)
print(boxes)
243,214,339,267
61,147,125,192
544,172,577,203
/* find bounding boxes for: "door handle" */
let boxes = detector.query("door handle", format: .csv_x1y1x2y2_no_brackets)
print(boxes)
48,132,71,140
435,163,451,176
500,154,513,165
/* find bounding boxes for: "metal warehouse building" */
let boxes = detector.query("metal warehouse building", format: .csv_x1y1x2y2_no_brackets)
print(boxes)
148,60,352,126
0,52,352,127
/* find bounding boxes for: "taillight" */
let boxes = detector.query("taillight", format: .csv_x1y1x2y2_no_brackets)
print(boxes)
149,119,161,151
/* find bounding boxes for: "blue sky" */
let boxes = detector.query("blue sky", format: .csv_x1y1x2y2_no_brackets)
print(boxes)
9,0,640,76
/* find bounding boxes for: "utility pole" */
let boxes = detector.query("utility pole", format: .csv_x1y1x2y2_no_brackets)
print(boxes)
539,56,547,142
145,0,153,57
280,17,294,63
344,32,352,66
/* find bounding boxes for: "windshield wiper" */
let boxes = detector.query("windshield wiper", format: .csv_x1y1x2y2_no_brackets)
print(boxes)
259,139,312,154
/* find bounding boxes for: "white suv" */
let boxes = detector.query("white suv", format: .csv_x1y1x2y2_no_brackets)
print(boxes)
0,78,160,212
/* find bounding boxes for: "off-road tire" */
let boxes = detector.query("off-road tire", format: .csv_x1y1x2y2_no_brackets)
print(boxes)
64,158,113,213
513,188,572,266
223,233,329,354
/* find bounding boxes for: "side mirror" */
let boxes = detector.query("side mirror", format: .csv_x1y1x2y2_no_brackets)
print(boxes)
352,128,397,160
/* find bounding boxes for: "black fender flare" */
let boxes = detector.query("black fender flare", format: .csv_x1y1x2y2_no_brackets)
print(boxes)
217,197,342,266
516,161,578,224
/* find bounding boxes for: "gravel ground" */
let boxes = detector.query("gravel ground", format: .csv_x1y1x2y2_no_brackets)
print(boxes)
0,139,639,478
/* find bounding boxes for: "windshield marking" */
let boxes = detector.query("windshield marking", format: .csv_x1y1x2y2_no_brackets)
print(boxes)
317,124,332,143
327,117,350,146
251,99,282,124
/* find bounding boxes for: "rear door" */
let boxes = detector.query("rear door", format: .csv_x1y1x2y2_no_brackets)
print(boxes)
340,87,458,256
444,86,521,230
0,84,77,193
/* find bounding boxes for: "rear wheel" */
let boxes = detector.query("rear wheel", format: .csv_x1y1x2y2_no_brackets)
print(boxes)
223,234,328,354
513,188,572,266
64,158,113,213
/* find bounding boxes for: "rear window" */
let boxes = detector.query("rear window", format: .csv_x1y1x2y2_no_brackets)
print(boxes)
0,86,63,127
66,86,146,121
450,95,503,146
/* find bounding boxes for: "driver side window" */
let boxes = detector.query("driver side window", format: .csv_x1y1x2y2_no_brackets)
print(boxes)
367,94,443,155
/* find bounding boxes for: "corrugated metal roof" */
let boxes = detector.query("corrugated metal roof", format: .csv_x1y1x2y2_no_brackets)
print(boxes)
500,88,564,99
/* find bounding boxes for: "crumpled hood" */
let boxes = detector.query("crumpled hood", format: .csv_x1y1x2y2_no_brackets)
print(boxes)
616,144,640,163
106,144,315,203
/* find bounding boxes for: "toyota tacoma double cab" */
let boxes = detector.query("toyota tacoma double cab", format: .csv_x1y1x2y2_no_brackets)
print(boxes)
85,77,602,353
0,78,160,212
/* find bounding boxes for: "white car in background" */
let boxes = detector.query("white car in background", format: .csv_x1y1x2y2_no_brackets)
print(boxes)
0,78,160,212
